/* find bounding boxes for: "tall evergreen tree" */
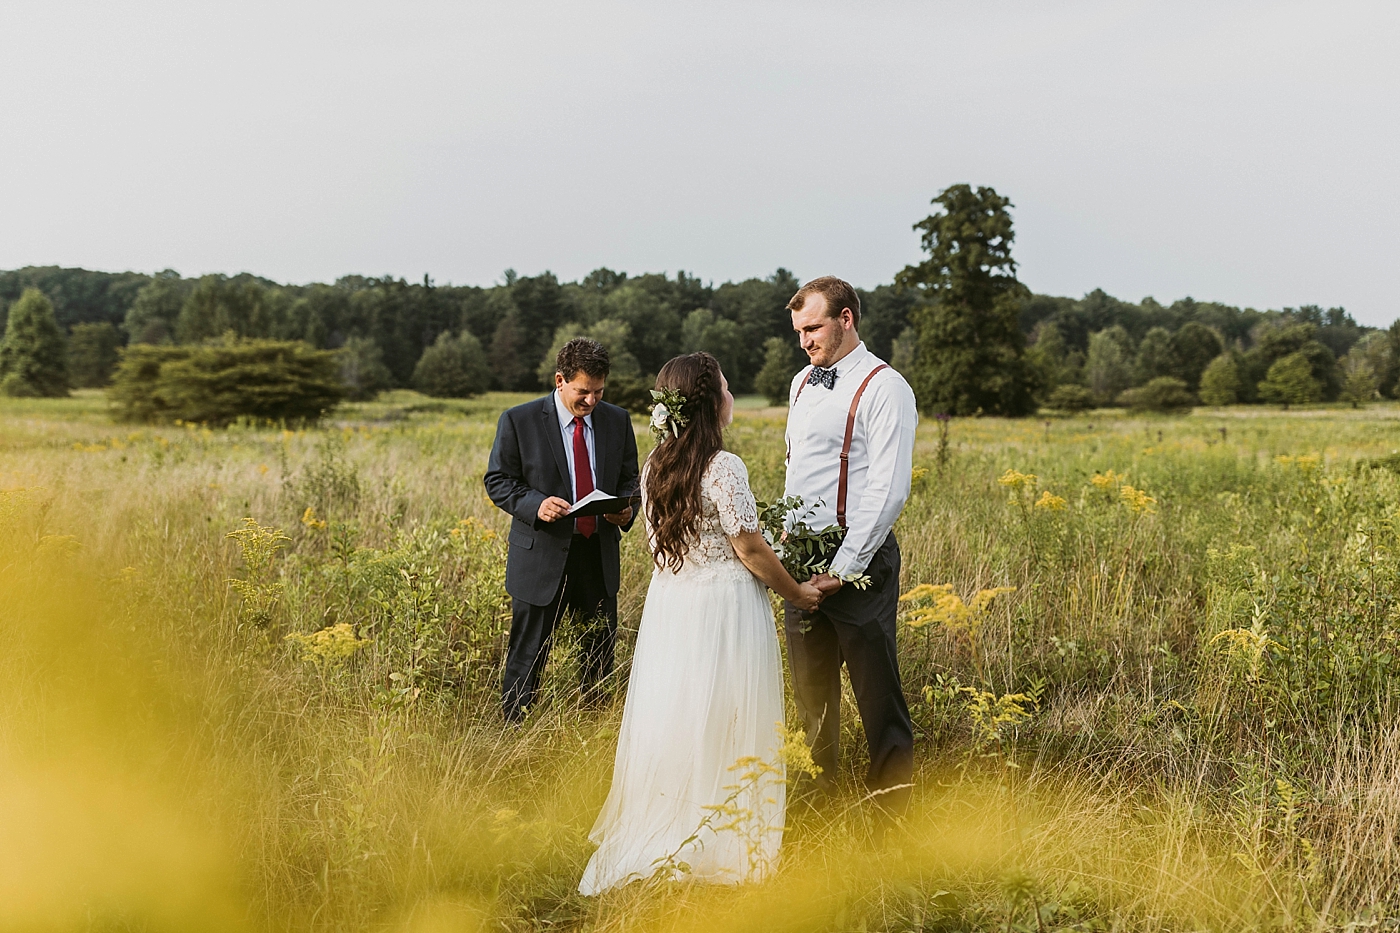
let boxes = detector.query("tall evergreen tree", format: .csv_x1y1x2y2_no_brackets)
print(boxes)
896,184,1035,415
0,288,69,397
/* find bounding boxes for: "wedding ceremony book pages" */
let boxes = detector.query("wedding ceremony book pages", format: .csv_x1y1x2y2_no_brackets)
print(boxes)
566,489,638,518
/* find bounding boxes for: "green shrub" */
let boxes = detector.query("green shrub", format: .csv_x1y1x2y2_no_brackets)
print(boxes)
1116,376,1194,412
109,338,344,424
412,330,491,398
0,288,69,397
1198,354,1240,406
1045,384,1095,413
1258,351,1322,409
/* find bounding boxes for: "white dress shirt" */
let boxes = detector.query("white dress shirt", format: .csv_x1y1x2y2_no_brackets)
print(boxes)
554,390,597,496
784,341,918,578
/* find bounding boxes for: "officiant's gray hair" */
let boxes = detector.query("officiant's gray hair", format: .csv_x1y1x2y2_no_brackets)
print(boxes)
787,275,861,329
556,338,611,382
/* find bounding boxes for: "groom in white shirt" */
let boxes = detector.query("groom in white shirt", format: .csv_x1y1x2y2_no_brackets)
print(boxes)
783,276,917,815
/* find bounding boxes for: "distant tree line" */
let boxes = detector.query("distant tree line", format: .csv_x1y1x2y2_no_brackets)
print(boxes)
1018,289,1388,412
2,223,1394,414
0,265,915,407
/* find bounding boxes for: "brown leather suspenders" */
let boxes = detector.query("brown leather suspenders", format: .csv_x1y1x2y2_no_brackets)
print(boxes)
836,364,888,529
790,362,890,530
793,366,813,404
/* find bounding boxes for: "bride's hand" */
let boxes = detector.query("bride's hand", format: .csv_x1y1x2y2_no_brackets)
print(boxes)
791,580,823,612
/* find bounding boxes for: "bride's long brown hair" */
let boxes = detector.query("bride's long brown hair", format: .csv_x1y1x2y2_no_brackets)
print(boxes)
645,352,726,572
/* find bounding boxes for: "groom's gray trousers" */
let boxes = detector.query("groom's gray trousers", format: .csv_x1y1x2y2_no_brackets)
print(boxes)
784,531,914,813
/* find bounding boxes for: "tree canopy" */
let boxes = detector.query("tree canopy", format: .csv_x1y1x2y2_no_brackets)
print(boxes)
896,184,1036,416
0,212,1391,413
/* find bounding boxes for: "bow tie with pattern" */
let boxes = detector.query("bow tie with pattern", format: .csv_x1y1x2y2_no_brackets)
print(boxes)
806,366,838,390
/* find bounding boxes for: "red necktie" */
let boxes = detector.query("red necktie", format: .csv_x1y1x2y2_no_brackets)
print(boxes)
572,415,596,538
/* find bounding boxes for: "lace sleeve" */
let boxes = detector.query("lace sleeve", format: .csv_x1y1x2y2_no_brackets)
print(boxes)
706,452,760,536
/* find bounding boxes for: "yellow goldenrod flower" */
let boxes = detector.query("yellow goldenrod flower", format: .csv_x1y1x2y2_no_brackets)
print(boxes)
1276,453,1321,473
997,469,1038,490
900,583,1015,633
300,506,327,530
1033,491,1067,511
1120,485,1157,514
284,622,368,670
1090,469,1125,489
961,686,1035,752
899,583,954,603
968,586,1018,612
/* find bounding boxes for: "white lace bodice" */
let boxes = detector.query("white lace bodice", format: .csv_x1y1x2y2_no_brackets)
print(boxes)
643,451,760,580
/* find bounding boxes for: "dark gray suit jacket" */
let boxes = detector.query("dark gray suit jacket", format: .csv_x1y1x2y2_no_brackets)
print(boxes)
483,395,640,606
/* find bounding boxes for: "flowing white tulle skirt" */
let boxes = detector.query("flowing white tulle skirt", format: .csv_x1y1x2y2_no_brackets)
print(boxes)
578,564,786,895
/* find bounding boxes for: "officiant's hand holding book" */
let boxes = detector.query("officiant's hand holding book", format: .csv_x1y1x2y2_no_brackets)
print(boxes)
567,489,639,522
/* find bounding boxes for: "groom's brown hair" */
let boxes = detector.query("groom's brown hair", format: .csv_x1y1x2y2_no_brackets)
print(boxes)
787,276,860,329
555,338,611,383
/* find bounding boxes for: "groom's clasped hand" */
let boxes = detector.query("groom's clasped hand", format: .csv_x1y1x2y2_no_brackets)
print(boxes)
483,275,917,893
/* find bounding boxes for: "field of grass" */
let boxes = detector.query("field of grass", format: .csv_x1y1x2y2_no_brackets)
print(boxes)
6,389,1400,931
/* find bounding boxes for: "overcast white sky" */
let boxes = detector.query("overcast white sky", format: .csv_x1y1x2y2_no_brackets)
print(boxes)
1,1,1397,323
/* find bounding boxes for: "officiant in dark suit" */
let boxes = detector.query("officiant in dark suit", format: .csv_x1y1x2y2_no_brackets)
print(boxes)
485,338,640,722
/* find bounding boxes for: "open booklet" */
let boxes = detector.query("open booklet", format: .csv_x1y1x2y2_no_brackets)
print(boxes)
567,489,639,518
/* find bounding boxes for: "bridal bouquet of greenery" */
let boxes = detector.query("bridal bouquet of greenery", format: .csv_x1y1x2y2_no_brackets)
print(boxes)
755,495,870,589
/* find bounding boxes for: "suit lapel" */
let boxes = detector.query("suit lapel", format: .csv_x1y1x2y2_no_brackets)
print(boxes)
540,395,571,493
593,407,611,492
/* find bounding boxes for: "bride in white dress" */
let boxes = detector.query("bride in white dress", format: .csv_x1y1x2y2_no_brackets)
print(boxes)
579,352,823,895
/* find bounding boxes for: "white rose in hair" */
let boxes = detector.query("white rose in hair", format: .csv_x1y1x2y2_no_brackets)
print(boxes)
650,404,669,430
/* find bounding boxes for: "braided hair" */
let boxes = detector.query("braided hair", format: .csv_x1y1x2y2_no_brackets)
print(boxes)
644,352,726,572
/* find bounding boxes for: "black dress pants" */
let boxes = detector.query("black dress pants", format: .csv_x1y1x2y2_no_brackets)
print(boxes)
501,534,617,722
784,532,914,813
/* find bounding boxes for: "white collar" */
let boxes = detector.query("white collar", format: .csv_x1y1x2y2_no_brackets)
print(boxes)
554,390,593,430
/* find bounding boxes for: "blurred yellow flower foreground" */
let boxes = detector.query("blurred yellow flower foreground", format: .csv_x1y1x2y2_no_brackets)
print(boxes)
4,392,1400,931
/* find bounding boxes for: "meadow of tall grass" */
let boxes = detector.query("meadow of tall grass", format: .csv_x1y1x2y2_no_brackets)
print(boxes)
5,389,1400,931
